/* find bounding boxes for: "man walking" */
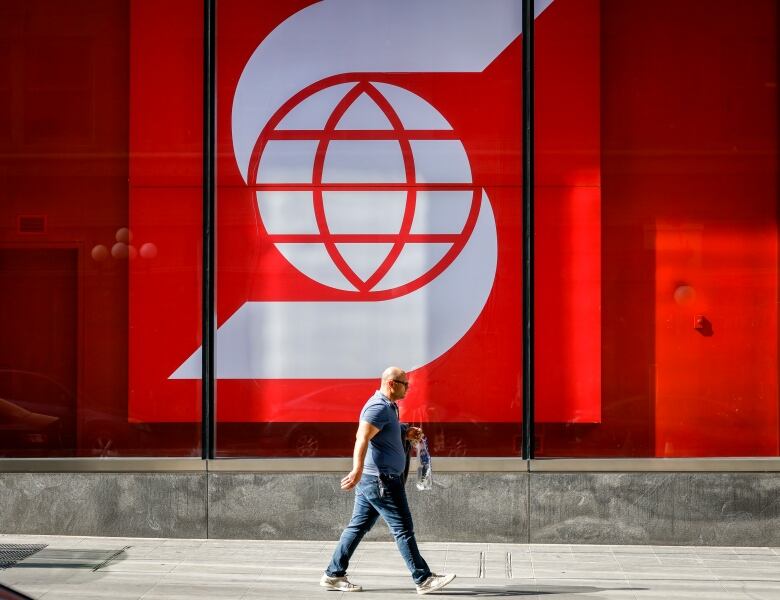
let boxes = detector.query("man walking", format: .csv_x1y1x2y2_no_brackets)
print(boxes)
320,367,455,595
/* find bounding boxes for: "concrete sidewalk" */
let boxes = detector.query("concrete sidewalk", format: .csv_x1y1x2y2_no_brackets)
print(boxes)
1,534,780,600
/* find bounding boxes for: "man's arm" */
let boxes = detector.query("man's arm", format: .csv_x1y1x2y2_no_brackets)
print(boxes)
340,420,380,491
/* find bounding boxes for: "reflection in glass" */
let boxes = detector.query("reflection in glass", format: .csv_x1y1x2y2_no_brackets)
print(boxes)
535,0,779,457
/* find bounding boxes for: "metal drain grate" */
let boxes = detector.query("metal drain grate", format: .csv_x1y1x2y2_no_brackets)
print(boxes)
0,544,47,570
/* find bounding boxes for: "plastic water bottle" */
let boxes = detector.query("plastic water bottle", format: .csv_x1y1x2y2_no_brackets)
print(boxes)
415,436,433,491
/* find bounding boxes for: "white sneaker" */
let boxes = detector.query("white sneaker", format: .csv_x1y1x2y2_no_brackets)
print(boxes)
320,573,363,592
416,573,456,595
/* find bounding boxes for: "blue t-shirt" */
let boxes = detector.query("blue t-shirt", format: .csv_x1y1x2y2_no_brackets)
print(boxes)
360,391,405,476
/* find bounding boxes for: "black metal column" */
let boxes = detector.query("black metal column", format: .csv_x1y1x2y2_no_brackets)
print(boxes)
521,0,535,460
202,0,216,460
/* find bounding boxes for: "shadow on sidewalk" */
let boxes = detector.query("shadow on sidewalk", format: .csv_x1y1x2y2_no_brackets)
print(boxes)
405,584,646,597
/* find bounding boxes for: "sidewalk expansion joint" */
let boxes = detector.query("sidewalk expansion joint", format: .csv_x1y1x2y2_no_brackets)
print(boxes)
92,545,131,572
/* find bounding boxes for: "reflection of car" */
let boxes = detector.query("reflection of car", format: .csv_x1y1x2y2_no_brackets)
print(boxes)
287,424,321,457
216,383,370,458
0,396,61,452
216,421,521,458
403,403,521,456
217,422,352,458
0,368,146,457
0,583,34,600
217,382,523,458
0,368,72,456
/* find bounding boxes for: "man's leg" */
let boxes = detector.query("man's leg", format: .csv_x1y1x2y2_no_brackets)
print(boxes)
363,474,431,585
325,480,380,577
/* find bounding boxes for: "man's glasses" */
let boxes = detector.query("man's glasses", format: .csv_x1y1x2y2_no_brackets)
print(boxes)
392,379,409,388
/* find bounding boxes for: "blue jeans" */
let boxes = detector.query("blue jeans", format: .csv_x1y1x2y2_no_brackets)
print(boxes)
326,474,431,584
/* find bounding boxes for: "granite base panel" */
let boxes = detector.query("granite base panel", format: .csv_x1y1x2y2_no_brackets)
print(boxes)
0,472,207,539
530,472,780,547
2,471,780,546
207,472,528,542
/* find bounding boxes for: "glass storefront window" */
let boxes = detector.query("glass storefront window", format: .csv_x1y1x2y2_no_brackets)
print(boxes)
211,0,524,457
535,0,779,457
4,0,776,461
0,0,203,456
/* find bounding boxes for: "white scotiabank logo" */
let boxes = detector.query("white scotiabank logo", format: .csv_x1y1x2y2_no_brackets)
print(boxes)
171,0,552,380
255,79,480,296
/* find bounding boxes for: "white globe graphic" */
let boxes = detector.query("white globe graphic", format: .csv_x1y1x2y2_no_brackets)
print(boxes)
249,79,480,295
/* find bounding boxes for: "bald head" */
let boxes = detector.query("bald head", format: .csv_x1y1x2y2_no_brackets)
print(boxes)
381,366,405,383
380,366,409,401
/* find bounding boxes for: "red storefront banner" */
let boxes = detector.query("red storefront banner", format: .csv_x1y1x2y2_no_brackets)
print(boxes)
128,0,602,426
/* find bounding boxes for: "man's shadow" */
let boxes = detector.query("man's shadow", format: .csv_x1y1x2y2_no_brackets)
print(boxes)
374,584,647,597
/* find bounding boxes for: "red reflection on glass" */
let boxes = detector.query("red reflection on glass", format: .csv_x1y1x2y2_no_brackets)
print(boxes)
536,0,779,457
0,0,203,457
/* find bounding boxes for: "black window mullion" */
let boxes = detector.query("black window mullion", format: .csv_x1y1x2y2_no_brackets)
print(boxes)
202,0,216,460
521,0,535,460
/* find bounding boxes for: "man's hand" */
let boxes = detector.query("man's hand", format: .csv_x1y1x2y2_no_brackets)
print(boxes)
341,470,361,491
406,426,424,443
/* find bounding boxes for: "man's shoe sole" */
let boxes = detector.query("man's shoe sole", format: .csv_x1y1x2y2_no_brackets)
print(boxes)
417,573,456,595
320,581,363,592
